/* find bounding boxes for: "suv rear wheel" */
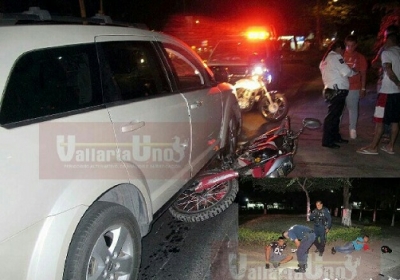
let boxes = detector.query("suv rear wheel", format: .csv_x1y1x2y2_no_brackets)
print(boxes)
63,201,141,280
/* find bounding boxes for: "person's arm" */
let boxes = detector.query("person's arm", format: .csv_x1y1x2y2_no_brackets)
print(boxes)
294,239,301,248
381,49,400,87
265,245,272,263
337,55,358,77
383,62,400,86
325,208,332,232
309,209,316,220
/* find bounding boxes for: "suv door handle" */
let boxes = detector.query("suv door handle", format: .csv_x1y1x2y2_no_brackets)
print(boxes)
190,100,203,109
121,121,145,133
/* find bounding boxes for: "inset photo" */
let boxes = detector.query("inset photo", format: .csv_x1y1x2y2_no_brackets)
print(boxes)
236,178,400,280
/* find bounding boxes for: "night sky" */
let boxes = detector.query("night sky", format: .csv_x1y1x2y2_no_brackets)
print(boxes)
0,0,328,32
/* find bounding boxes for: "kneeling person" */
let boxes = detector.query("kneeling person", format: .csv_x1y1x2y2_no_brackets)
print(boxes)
265,237,293,269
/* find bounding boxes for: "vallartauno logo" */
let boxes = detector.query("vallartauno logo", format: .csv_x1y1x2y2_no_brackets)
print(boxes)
56,135,188,163
39,122,190,179
229,253,362,280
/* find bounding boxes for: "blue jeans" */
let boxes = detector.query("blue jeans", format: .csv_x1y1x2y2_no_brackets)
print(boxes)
345,89,359,130
297,232,316,265
334,242,355,254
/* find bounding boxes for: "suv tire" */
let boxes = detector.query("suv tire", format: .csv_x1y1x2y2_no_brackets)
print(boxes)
63,201,141,280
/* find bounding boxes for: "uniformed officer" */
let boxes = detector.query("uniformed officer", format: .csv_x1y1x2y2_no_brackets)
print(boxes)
282,225,316,273
309,200,332,256
320,40,359,149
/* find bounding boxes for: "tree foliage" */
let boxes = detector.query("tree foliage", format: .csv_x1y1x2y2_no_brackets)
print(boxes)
251,177,352,193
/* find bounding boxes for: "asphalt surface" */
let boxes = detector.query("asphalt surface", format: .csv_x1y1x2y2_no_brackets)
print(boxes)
138,204,238,280
241,62,400,177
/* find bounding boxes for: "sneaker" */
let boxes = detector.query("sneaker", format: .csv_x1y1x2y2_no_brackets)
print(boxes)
273,262,280,268
265,263,270,269
350,129,357,139
331,247,336,254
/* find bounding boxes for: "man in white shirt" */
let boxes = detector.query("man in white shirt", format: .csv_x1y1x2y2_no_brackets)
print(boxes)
357,32,400,155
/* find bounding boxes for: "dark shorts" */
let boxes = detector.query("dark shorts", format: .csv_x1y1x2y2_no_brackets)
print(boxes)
374,93,400,124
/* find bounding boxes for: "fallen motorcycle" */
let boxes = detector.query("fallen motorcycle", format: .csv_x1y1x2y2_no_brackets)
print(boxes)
234,64,288,122
169,116,321,222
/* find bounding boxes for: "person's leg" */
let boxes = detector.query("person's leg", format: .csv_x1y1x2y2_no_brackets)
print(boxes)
313,229,322,252
322,102,335,146
279,254,293,264
323,95,346,146
383,94,400,152
360,93,386,151
334,242,355,254
359,122,383,152
346,90,359,138
295,234,315,272
388,122,399,151
319,229,327,254
332,94,347,141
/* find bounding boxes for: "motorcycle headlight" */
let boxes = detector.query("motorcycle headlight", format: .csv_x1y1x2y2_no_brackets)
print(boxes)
251,65,272,84
252,65,264,76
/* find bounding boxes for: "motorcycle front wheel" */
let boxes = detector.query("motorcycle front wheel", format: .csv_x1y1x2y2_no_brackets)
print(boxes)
169,169,239,223
259,93,288,122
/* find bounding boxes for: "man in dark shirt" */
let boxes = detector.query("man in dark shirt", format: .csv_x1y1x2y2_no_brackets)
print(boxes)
282,224,316,273
265,236,293,269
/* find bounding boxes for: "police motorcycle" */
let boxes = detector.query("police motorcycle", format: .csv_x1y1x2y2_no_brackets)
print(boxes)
169,116,321,222
233,62,288,122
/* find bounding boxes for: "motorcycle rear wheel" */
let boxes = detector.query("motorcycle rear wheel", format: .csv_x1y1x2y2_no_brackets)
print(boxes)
259,93,288,122
169,169,239,222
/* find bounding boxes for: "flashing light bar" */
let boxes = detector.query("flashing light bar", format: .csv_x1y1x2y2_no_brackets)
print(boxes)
247,30,270,40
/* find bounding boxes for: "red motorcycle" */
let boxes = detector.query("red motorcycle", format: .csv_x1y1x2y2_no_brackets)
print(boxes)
169,116,321,222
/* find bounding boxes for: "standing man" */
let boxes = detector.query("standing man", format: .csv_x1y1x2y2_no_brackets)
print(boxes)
343,35,368,139
309,200,332,256
282,225,316,273
265,236,293,269
320,40,359,149
357,32,400,155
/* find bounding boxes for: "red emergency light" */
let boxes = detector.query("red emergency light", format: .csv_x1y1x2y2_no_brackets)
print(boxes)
246,28,270,40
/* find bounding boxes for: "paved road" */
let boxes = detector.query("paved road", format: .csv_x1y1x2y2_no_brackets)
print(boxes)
138,204,238,280
241,62,400,177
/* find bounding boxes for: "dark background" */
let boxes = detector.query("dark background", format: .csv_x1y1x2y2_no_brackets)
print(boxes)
0,0,384,36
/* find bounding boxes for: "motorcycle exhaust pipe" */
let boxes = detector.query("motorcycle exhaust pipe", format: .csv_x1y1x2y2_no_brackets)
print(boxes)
195,170,239,193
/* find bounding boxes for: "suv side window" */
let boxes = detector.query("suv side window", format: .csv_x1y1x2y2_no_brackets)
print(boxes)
161,43,206,92
98,41,171,102
0,44,102,126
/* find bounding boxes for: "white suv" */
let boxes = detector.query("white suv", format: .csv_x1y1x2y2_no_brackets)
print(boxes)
0,8,240,280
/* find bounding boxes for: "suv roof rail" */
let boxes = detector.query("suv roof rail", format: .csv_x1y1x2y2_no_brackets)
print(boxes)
0,7,149,29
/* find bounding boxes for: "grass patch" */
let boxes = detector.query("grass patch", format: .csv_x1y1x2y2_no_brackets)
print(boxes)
239,214,381,246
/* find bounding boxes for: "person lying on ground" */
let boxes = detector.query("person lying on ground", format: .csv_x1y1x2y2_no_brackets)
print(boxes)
331,235,370,254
